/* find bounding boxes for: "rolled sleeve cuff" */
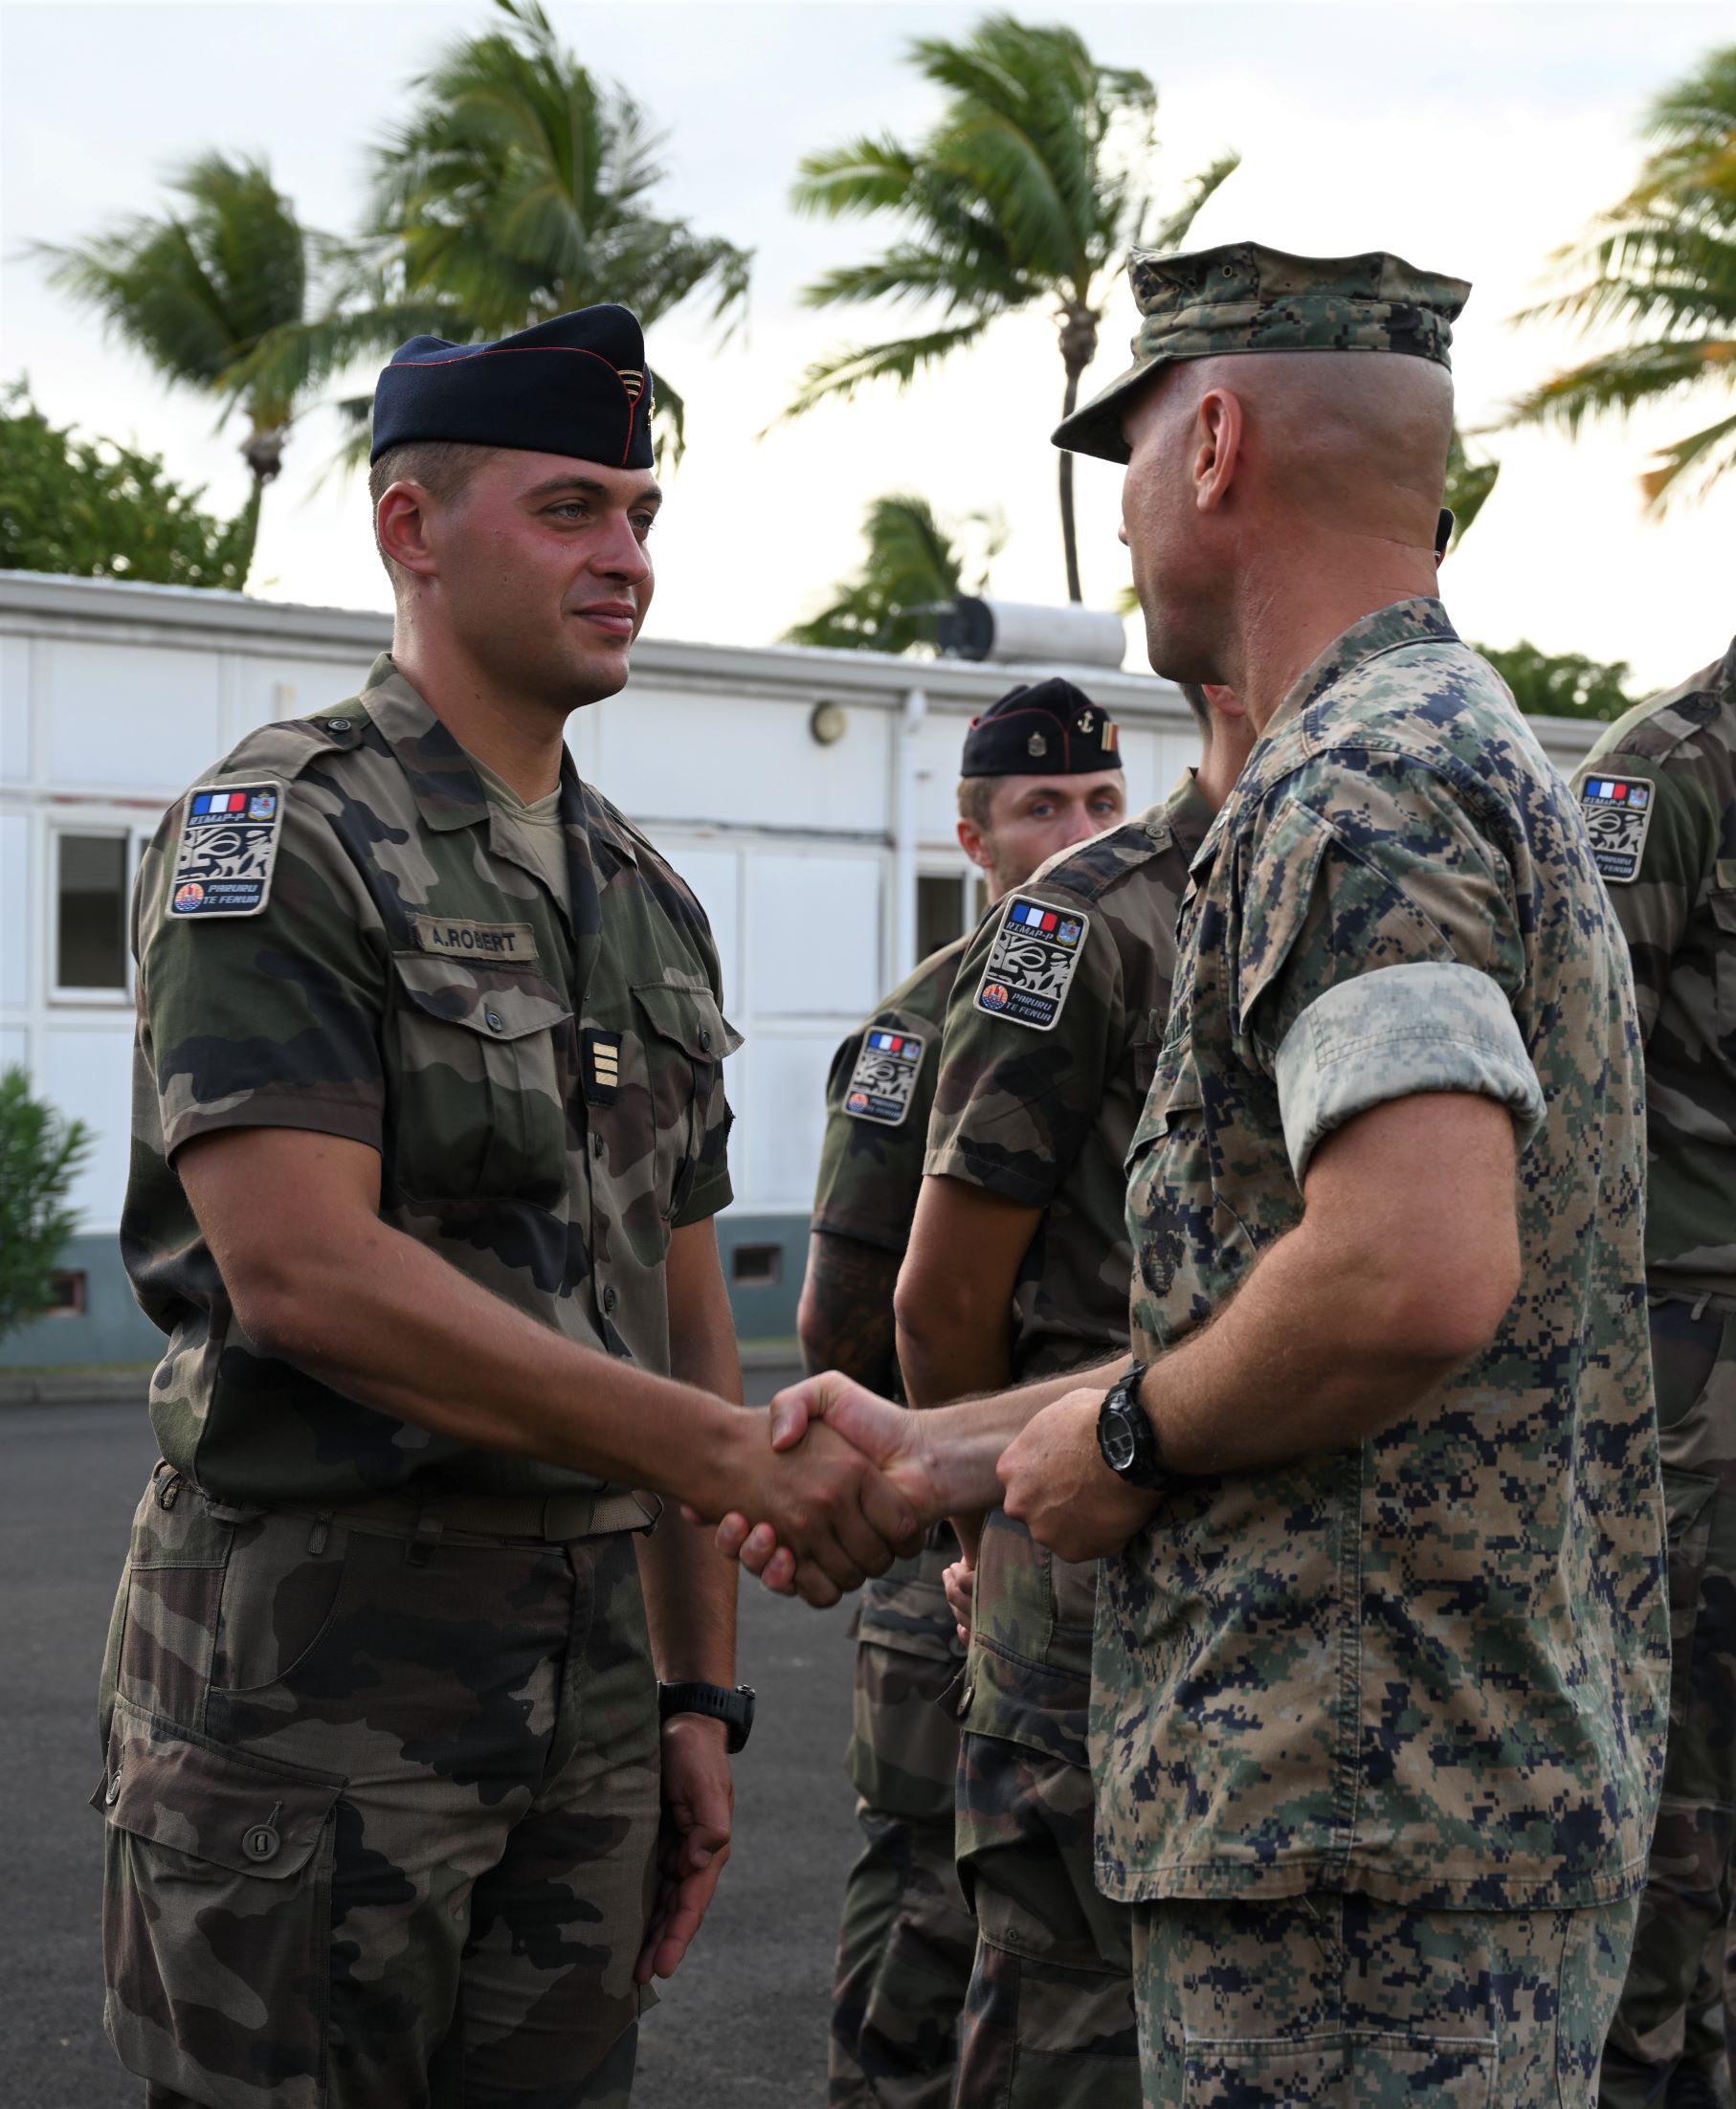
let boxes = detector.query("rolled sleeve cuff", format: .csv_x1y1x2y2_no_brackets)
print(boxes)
922,1139,1058,1210
1274,961,1545,1188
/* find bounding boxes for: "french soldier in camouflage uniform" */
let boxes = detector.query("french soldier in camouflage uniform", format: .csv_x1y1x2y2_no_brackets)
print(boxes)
100,305,920,2109
903,679,1248,2106
806,687,1129,2106
1575,637,1736,2109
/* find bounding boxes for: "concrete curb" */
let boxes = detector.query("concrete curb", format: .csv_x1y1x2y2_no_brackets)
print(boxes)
0,1369,152,1408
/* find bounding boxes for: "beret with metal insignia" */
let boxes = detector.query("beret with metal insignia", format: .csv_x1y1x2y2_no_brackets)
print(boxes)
960,678,1122,778
1054,240,1470,464
370,303,655,468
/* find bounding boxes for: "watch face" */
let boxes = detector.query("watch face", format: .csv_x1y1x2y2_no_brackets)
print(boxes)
1102,1405,1137,1473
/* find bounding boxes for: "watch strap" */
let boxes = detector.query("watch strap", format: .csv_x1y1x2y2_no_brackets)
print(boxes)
657,1679,755,1753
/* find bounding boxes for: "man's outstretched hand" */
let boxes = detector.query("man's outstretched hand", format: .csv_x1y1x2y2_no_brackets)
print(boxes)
708,1374,942,1600
998,1388,1158,1563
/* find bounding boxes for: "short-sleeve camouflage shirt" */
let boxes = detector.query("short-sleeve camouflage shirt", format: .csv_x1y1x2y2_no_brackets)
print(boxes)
1099,600,1668,1911
123,655,738,1508
811,937,970,1259
1575,636,1736,1299
924,774,1213,1378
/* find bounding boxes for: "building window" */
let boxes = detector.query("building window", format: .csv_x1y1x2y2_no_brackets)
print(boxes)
56,832,129,992
731,1244,783,1288
916,873,968,963
45,1270,87,1317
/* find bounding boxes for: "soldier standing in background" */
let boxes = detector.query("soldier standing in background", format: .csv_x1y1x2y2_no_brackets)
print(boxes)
897,678,1251,2106
1577,637,1736,2109
805,682,1126,2107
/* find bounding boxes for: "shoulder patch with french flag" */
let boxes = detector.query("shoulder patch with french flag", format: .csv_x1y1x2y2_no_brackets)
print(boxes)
844,1027,926,1125
973,895,1090,1031
1579,772,1656,885
168,781,286,918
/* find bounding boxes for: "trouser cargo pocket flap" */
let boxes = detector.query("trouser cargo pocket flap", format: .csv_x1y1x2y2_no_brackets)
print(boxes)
95,1700,340,2107
96,1698,341,1876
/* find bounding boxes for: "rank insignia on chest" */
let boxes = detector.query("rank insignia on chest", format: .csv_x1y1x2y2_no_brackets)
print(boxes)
583,1030,622,1105
844,1027,926,1126
1579,773,1656,884
973,897,1090,1031
168,781,286,918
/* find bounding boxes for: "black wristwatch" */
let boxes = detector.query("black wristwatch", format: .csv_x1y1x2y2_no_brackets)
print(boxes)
658,1680,756,1754
1097,1363,1164,1489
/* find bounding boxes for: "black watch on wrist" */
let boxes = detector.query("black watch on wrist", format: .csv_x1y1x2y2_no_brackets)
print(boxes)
1097,1363,1164,1489
657,1680,756,1754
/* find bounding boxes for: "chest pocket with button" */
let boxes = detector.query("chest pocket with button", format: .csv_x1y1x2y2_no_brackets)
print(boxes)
389,951,575,1204
585,979,735,1267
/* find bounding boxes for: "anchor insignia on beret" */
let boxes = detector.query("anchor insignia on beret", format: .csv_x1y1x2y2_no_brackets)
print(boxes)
1028,732,1048,758
1078,710,1096,734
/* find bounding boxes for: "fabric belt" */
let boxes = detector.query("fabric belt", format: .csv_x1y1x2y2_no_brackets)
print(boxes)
252,1486,658,1546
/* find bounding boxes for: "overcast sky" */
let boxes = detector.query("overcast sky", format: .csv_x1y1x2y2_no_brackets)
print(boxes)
4,0,1730,694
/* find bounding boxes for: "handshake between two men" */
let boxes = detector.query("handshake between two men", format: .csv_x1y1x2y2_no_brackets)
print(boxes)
696,1361,1158,1607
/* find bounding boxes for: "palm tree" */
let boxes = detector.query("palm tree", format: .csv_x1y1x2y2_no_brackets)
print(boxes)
781,13,1236,603
257,0,750,466
1503,44,1736,508
784,493,1003,655
36,152,319,561
1442,428,1501,551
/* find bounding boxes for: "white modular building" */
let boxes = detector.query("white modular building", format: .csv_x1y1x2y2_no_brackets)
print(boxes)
0,570,1601,1366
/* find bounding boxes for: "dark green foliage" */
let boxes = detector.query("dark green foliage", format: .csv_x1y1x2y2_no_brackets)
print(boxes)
0,1066,92,1343
0,380,259,589
1475,639,1636,722
1507,45,1736,507
784,493,1002,654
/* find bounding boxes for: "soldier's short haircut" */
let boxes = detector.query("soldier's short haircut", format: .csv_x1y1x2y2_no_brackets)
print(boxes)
957,776,996,831
367,441,493,580
1180,682,1213,733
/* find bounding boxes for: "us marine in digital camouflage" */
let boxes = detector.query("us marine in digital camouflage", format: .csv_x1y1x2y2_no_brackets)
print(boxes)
1576,636,1736,2109
899,678,1251,2107
806,680,1127,2109
723,242,1670,2108
100,304,921,2109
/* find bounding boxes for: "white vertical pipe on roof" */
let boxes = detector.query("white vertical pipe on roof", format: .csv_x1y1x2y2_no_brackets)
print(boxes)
892,684,927,985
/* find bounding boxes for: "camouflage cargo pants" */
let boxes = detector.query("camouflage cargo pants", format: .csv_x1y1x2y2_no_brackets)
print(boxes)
832,1533,976,2109
952,1511,1139,2109
95,1466,660,2109
1131,1890,1640,2105
1603,1296,1736,2109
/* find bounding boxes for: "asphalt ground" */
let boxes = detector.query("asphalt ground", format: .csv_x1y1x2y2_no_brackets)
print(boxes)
0,1386,862,2109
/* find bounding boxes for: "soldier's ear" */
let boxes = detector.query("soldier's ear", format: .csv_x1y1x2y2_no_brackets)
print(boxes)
957,816,993,874
375,481,441,582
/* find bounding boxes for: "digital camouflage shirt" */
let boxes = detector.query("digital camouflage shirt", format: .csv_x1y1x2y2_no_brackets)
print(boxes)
812,937,970,1664
123,655,738,1508
1102,599,1668,1911
1575,636,1736,1299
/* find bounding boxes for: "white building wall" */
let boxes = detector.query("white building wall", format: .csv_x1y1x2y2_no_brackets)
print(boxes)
0,571,1604,1260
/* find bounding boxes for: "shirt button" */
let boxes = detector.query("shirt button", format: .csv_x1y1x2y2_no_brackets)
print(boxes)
602,1285,617,1316
323,718,351,733
484,1010,503,1032
242,1817,281,1864
699,1027,713,1052
104,1771,122,1807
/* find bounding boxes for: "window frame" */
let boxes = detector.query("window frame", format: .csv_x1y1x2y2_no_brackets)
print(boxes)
47,818,151,1006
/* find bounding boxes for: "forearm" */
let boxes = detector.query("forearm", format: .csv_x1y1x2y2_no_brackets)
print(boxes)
244,1211,747,1501
919,1356,1124,1512
797,1232,901,1391
639,1243,744,1684
1142,1219,1468,1476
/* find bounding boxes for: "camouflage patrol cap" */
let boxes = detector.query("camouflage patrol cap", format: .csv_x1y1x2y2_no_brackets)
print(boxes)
1053,241,1470,465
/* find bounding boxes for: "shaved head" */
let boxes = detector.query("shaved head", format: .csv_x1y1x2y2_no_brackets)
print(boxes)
1119,348,1457,701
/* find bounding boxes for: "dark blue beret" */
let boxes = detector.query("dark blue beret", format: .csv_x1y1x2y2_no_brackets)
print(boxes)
960,678,1123,777
370,304,655,469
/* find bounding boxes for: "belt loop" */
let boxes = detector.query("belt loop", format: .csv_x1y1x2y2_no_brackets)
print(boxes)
407,1502,445,1566
306,1511,333,1557
155,1469,183,1512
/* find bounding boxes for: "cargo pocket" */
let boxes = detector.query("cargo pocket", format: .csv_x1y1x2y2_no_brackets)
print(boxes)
389,951,574,1202
1181,2030,1494,2106
631,980,738,1223
94,1697,341,2109
1661,1464,1718,1734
